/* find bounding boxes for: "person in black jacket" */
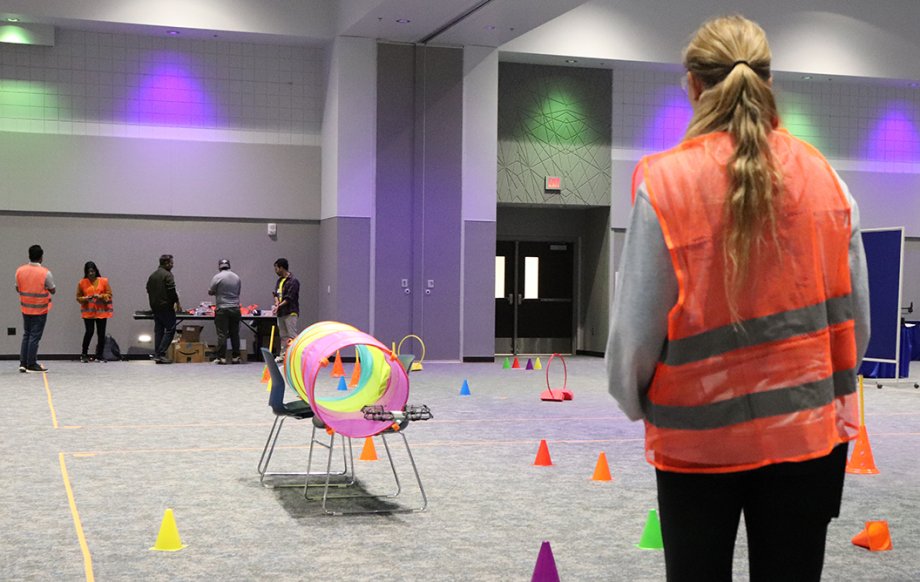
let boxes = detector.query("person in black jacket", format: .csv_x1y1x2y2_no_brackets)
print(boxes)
146,254,182,364
272,258,300,360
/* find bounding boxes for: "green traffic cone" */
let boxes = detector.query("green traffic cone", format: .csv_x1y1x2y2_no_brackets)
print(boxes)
636,509,663,550
502,356,511,369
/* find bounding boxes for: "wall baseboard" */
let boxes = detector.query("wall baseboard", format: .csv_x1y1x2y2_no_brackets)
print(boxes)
576,350,604,358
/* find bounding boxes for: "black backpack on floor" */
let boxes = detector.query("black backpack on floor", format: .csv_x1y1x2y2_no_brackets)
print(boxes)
102,335,123,361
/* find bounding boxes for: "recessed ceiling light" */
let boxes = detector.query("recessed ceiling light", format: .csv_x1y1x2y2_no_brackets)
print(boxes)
801,75,812,80
396,18,411,24
565,59,578,64
167,30,180,36
6,17,20,22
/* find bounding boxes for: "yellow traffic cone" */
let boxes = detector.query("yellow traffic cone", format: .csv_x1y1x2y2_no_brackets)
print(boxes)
150,508,186,551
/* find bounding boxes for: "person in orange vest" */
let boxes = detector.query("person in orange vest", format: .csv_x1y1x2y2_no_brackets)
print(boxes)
15,244,56,373
606,16,870,581
75,261,113,363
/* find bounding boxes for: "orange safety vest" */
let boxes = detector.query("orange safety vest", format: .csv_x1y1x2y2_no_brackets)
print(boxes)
16,263,53,315
76,277,113,319
636,130,859,474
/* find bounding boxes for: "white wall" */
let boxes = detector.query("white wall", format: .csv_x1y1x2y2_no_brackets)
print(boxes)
0,29,325,218
504,0,920,81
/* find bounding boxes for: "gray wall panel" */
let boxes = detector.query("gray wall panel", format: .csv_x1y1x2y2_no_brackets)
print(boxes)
374,43,416,345
463,220,497,358
0,133,322,220
2,214,318,357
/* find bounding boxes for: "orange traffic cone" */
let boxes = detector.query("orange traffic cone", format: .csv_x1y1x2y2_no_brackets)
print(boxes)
330,350,345,378
592,452,612,481
512,356,521,369
348,358,362,388
846,425,879,474
262,325,276,385
534,439,553,466
852,520,892,551
360,437,378,461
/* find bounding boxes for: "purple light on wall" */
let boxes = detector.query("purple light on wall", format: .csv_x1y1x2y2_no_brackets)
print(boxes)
864,104,920,163
125,52,220,127
640,86,693,151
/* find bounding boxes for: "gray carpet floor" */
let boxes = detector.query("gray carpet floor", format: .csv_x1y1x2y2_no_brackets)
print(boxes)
1,357,918,581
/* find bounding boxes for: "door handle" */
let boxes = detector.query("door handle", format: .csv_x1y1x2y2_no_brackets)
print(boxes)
506,293,514,305
517,293,523,305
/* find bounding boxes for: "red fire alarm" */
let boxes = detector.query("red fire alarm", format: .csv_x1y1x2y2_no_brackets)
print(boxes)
545,176,561,191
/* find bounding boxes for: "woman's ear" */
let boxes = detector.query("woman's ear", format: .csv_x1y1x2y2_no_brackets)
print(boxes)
687,72,704,103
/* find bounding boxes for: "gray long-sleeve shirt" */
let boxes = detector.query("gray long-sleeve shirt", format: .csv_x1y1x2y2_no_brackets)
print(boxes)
209,269,242,309
606,175,871,421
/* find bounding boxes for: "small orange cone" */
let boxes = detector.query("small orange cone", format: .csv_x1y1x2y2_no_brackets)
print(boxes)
852,520,892,551
330,350,345,378
534,439,553,466
348,358,362,388
846,425,879,474
592,452,612,481
260,365,270,384
360,437,378,461
512,356,521,369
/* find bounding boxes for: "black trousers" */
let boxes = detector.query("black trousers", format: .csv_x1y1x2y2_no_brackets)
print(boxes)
82,318,108,358
152,308,177,359
215,307,241,358
655,443,849,582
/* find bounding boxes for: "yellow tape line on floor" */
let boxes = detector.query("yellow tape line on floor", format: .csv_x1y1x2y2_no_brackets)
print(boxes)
42,371,59,429
59,453,94,581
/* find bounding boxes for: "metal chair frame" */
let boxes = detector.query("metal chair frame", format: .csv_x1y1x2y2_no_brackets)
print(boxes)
303,423,427,515
302,353,429,515
257,348,355,488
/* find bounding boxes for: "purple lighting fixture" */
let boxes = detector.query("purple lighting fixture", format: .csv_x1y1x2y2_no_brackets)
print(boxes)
864,103,920,163
640,86,693,151
125,52,220,128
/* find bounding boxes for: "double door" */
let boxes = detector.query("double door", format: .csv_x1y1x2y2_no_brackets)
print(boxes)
495,240,574,355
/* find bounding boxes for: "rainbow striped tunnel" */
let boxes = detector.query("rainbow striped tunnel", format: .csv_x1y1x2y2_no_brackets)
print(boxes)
282,321,410,438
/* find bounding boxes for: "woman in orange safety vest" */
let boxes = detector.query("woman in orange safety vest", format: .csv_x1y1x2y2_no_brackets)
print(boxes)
606,16,870,581
75,261,113,362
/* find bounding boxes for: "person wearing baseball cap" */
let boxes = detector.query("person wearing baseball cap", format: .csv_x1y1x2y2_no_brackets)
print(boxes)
208,258,242,364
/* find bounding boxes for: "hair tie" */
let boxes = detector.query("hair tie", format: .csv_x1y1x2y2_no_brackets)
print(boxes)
730,61,750,71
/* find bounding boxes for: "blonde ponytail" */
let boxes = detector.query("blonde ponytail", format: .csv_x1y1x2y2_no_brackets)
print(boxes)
683,16,781,321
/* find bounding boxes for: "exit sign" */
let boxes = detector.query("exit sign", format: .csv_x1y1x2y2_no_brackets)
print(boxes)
545,176,561,191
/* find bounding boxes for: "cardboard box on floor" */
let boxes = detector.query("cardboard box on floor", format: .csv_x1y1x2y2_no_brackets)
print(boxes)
179,325,204,342
168,341,207,363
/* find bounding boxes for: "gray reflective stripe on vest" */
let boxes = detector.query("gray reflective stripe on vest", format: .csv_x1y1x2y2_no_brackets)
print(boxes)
18,291,49,298
21,301,49,308
644,368,856,431
661,295,853,367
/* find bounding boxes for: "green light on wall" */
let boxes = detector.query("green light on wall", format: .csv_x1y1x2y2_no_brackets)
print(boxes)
0,80,68,120
0,25,36,44
0,23,55,46
780,101,827,152
526,89,589,146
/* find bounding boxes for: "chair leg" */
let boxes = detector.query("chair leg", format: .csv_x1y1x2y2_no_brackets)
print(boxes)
258,416,285,485
260,419,353,488
307,431,427,515
386,431,428,512
303,429,354,494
